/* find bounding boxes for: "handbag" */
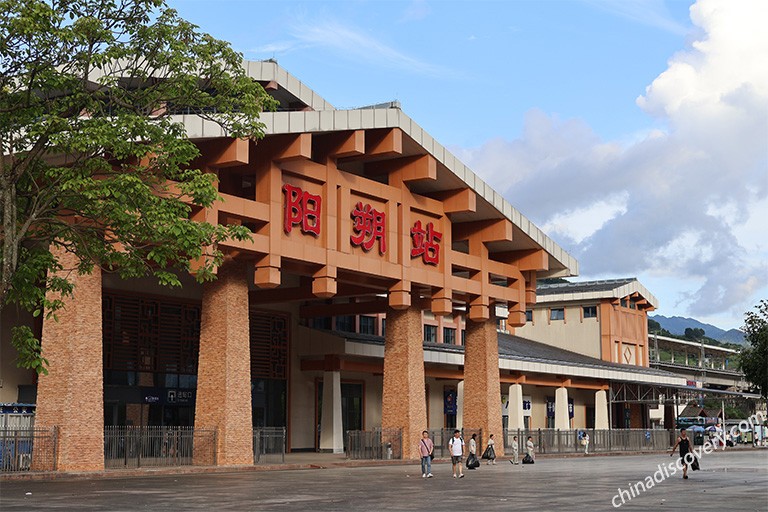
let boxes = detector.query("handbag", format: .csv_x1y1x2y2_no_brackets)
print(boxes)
421,439,434,460
481,446,492,459
691,456,700,471
522,454,534,464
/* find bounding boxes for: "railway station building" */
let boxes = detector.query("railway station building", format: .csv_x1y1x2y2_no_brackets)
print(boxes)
1,61,687,472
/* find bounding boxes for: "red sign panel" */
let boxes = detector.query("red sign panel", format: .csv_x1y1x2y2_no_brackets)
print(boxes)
283,184,321,236
410,220,441,265
350,202,386,254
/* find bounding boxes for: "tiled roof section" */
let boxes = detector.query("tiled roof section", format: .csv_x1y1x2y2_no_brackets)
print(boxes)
496,333,677,378
537,278,636,295
337,330,678,379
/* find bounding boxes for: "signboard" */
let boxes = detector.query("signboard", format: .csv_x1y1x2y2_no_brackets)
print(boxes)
546,397,555,418
141,388,196,405
505,395,532,417
444,389,457,415
283,184,444,265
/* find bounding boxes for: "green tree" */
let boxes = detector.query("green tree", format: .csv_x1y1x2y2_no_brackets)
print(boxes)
740,300,768,398
0,0,277,373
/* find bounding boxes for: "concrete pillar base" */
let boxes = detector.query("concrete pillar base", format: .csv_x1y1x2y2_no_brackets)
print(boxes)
319,370,344,453
555,386,570,430
595,389,609,430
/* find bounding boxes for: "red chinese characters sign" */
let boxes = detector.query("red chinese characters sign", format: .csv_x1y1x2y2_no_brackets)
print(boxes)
283,184,321,236
410,220,441,265
350,202,386,254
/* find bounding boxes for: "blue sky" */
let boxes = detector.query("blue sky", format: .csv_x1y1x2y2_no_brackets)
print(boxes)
169,0,767,332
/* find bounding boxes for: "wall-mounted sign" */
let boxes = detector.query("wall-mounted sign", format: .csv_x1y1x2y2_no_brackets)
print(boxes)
410,220,441,265
350,202,386,254
444,388,457,415
523,395,532,417
283,184,321,236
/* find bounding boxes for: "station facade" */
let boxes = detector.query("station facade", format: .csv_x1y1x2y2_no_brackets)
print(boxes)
2,61,686,471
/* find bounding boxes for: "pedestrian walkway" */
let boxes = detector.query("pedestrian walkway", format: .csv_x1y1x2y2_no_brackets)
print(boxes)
1,451,766,511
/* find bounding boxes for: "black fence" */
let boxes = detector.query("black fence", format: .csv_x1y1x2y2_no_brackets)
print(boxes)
104,426,216,469
253,427,286,464
0,428,57,472
503,428,675,454
346,429,403,460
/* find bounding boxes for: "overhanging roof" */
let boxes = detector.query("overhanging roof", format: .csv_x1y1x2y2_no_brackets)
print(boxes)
535,278,659,308
174,60,579,278
335,330,685,386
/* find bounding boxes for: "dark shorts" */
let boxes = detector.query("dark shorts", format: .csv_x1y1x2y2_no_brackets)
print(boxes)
451,455,462,464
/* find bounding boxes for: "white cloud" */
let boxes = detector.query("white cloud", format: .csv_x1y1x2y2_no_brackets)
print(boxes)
248,15,449,78
583,0,690,35
400,0,431,22
463,0,768,326
541,192,629,245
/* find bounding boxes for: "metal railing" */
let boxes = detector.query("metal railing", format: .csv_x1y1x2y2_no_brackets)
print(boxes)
0,428,57,472
253,427,286,464
104,426,216,469
346,428,402,460
503,429,675,454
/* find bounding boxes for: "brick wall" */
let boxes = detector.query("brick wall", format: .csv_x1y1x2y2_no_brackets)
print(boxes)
381,305,427,460
193,261,254,465
463,319,504,456
34,246,105,471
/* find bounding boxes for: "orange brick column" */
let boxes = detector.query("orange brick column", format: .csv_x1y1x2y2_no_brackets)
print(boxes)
34,247,104,471
381,305,427,460
463,319,504,456
194,261,254,465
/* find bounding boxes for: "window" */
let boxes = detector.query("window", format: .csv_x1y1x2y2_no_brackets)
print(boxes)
381,319,386,337
525,310,533,323
549,308,565,321
424,324,437,343
443,327,456,345
359,315,377,335
461,329,466,346
620,298,628,308
583,306,597,319
335,315,355,333
310,317,332,330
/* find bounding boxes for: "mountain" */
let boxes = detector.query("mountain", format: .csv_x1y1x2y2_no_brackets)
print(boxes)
649,315,746,345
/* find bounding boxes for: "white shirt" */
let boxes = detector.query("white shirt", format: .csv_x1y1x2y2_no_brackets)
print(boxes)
449,436,464,456
469,438,477,454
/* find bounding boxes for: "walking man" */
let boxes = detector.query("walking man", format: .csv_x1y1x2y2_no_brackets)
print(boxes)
419,430,434,478
670,428,692,479
449,429,465,478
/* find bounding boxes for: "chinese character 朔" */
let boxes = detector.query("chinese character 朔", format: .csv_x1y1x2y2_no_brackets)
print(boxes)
350,202,386,254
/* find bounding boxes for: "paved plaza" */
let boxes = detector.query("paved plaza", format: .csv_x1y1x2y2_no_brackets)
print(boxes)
1,450,766,511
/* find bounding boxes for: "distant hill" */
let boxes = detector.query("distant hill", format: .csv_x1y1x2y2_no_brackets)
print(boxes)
649,315,746,345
